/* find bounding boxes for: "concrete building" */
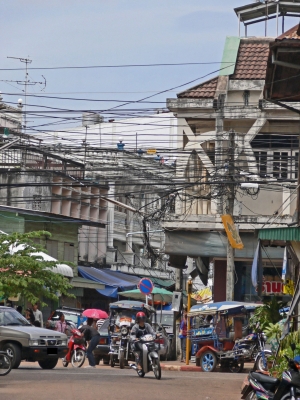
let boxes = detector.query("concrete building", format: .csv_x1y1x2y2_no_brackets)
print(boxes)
163,30,300,302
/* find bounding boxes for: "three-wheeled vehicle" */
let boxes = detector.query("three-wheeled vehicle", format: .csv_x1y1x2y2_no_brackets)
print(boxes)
188,301,258,372
108,300,155,369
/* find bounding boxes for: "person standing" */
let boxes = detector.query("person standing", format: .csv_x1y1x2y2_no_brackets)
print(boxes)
80,318,100,368
179,313,187,362
32,303,43,327
55,313,67,334
25,308,35,324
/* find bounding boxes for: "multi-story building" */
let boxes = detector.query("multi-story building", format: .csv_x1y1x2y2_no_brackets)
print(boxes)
163,20,300,301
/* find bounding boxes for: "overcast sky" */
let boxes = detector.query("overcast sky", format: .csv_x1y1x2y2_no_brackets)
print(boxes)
0,0,297,136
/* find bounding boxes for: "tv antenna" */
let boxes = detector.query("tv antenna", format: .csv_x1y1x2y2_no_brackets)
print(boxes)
5,56,46,134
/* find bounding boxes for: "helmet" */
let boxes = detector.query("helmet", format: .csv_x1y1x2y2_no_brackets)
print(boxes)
136,312,146,323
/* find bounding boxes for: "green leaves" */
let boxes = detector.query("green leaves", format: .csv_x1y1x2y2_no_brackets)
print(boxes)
0,231,73,306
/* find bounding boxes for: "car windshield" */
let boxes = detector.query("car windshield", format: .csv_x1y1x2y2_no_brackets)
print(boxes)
52,312,78,324
159,314,173,326
0,309,31,326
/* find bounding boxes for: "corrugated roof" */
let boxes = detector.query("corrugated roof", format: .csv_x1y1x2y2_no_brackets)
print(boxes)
258,227,300,241
231,39,271,80
277,24,300,40
177,77,218,99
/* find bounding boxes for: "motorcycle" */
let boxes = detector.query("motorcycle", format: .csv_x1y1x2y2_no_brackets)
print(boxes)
109,325,131,369
241,355,300,400
235,330,272,372
62,328,86,368
129,334,161,380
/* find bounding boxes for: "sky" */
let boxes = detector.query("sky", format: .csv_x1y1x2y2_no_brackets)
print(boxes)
0,0,297,138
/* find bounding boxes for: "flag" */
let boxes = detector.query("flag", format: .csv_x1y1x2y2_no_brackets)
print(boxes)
282,246,288,283
252,240,263,295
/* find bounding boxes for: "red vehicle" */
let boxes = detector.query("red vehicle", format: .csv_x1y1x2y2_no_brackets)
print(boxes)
62,328,86,368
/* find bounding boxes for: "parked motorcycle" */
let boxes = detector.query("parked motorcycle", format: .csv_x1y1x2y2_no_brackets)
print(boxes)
241,355,300,399
129,334,161,380
235,329,272,372
62,328,86,368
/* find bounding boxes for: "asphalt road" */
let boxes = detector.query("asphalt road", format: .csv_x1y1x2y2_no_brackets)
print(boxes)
0,361,246,400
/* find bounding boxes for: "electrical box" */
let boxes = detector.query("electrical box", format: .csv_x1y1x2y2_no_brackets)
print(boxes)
171,291,182,312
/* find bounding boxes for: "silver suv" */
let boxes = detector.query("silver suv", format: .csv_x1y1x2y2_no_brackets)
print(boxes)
0,307,68,369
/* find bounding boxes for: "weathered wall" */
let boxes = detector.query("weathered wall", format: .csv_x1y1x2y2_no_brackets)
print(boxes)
0,171,52,211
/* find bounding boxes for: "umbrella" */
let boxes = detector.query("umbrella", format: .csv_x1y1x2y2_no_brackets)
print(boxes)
120,288,174,303
83,309,108,319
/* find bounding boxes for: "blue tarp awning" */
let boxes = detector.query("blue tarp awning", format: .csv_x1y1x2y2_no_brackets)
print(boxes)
78,266,140,298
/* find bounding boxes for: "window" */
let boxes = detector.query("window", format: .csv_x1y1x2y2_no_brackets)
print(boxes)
46,240,58,259
254,151,267,177
273,152,288,179
64,243,75,263
32,195,42,211
243,90,250,106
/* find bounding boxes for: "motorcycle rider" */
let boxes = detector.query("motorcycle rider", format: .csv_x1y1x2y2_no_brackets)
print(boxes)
130,311,155,370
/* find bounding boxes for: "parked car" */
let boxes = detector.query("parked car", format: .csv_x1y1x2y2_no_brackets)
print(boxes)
47,307,83,334
0,306,68,369
93,319,110,365
152,310,174,361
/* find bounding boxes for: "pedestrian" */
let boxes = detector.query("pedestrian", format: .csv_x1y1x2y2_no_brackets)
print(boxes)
55,312,67,334
80,317,100,368
25,308,35,324
32,303,43,327
179,313,187,362
16,306,23,315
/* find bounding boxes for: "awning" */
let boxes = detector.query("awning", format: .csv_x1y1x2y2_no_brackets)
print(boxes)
70,277,104,290
140,276,175,289
165,230,284,259
78,266,140,298
258,227,300,242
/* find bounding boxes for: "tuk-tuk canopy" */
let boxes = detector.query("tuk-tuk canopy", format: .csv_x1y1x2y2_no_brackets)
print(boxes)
109,300,155,313
188,301,260,317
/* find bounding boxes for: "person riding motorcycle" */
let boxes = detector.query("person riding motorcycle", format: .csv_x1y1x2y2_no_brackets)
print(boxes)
130,311,155,370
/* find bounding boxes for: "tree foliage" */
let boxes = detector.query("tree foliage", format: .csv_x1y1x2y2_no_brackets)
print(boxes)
0,231,73,305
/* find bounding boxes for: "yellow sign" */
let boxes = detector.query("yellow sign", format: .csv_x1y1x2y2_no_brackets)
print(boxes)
221,214,244,250
146,149,157,155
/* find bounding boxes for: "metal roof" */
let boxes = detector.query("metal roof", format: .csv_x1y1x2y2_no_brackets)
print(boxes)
235,1,300,23
258,227,300,241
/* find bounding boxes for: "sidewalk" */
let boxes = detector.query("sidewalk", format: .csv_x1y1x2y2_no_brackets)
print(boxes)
160,360,254,373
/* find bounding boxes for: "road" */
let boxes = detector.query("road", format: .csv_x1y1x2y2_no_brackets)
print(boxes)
0,361,245,400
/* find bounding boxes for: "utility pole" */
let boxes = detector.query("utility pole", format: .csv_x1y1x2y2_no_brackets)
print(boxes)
226,129,236,301
215,94,225,214
7,56,46,135
171,268,182,360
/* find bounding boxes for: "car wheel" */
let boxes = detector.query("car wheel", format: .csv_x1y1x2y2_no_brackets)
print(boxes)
200,351,217,372
3,343,22,369
38,358,58,369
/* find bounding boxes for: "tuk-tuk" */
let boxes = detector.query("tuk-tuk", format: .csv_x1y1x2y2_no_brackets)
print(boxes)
108,300,155,368
188,301,258,372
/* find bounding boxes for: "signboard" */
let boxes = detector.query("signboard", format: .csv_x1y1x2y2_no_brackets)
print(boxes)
146,149,157,155
221,214,244,250
171,291,182,312
138,278,154,295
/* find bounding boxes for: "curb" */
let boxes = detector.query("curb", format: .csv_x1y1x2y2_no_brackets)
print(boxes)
161,364,202,372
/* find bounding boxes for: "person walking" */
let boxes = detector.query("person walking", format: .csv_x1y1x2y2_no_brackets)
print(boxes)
55,313,67,334
32,303,43,327
179,313,187,362
80,318,100,368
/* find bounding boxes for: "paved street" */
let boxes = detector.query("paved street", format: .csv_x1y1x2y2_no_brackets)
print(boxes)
0,360,245,400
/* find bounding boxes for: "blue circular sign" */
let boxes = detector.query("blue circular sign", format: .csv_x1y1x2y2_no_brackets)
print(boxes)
138,278,154,295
